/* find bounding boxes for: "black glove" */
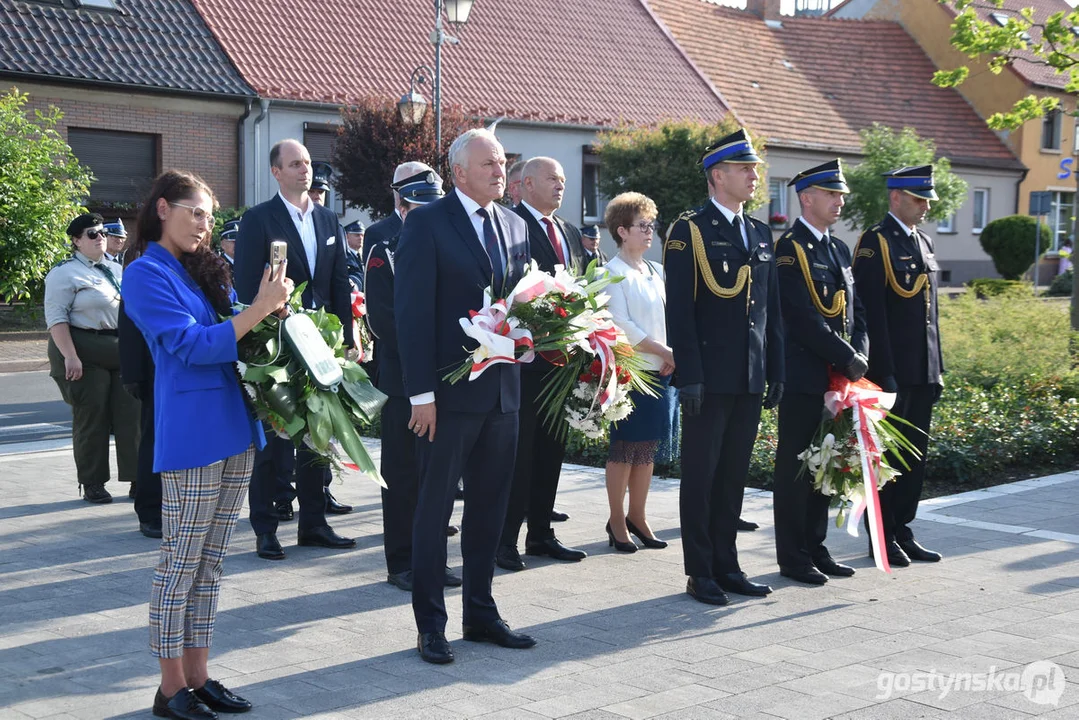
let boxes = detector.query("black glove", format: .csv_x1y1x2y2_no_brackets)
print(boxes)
879,375,898,393
843,353,869,382
763,381,784,410
931,383,943,403
679,383,704,417
123,383,142,401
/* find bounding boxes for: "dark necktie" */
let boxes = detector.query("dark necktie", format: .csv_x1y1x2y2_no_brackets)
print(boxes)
732,214,747,250
93,262,121,294
541,217,566,266
476,207,505,293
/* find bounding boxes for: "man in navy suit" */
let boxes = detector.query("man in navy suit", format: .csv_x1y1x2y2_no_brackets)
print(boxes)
234,138,356,560
395,128,535,664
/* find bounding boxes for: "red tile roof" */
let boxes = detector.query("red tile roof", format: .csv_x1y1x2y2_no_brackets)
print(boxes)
189,0,729,127
648,0,1023,169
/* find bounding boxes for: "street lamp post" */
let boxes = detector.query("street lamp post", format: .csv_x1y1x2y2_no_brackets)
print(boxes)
397,65,431,125
429,0,475,153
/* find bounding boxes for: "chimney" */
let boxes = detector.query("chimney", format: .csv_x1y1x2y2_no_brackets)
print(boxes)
746,0,782,21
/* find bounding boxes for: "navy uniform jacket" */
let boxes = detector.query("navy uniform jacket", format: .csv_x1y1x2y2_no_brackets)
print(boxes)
346,247,364,291
664,201,784,394
233,194,354,346
364,236,403,397
775,221,869,394
394,192,530,414
852,213,943,387
362,211,402,266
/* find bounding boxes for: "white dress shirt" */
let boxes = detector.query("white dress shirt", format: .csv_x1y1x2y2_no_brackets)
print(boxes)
603,255,668,371
279,191,317,275
519,200,570,266
710,197,749,249
888,211,915,237
798,215,828,242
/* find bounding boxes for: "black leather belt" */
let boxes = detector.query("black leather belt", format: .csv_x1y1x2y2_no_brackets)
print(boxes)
71,327,118,337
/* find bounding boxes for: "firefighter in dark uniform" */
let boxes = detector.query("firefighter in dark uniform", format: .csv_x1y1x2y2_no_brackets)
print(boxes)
344,220,366,291
852,165,944,567
664,129,784,606
772,160,869,585
364,168,462,592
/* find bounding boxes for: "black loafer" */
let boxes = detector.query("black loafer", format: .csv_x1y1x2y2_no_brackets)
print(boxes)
387,570,413,591
446,525,460,537
324,488,353,515
495,545,526,571
153,687,217,720
82,483,112,504
524,536,586,562
550,509,570,522
780,565,829,585
686,576,730,605
128,482,137,499
417,631,454,664
871,540,911,567
297,525,356,549
715,571,772,597
736,518,759,532
898,538,942,562
462,618,536,649
193,679,251,713
255,533,285,560
140,520,163,539
444,567,463,587
273,500,293,521
813,554,856,577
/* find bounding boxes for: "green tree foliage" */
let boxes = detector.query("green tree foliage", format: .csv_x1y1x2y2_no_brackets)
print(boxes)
842,124,968,232
0,90,93,303
978,214,1052,280
593,117,768,228
333,97,479,219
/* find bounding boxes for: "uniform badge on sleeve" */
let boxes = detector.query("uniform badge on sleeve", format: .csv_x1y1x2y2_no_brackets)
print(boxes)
666,240,687,252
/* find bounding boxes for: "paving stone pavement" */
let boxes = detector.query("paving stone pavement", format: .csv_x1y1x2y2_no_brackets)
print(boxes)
1,443,1077,719
0,333,49,373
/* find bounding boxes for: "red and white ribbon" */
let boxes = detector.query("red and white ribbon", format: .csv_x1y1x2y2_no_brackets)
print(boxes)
459,296,534,380
350,289,367,363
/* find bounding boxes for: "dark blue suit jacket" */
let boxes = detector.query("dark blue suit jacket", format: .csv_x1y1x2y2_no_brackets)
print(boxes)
233,194,354,346
394,191,530,414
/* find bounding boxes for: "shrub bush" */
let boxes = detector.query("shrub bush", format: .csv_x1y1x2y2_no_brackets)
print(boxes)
978,215,1051,280
966,278,1029,298
1046,269,1074,297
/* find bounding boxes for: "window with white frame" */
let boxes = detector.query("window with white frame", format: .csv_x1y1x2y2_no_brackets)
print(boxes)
937,214,956,233
582,147,605,224
972,188,990,233
768,179,789,226
1051,191,1074,250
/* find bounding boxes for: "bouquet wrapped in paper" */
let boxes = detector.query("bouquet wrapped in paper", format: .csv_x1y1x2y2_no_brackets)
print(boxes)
234,282,387,485
445,260,655,440
798,371,922,572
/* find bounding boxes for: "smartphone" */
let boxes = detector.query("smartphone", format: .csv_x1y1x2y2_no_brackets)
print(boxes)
270,240,288,276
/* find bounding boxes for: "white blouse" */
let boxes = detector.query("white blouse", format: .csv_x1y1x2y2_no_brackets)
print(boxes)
603,255,668,371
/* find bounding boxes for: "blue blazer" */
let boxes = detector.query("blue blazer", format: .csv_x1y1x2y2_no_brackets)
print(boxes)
394,191,530,414
122,242,265,472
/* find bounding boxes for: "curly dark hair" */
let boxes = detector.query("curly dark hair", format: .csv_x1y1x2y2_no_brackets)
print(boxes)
133,170,232,315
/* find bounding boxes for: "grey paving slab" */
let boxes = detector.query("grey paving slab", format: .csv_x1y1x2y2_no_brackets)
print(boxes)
1,448,1078,718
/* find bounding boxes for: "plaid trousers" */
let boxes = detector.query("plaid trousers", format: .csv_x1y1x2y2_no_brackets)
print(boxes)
149,446,254,659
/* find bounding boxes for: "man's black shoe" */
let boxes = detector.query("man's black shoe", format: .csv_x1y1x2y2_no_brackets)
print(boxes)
417,632,454,664
550,509,570,522
495,545,525,571
524,536,586,562
444,567,463,587
446,525,460,537
898,539,942,562
192,679,251,713
83,483,112,504
387,570,413,591
715,571,772,597
462,619,536,649
736,518,759,532
152,687,217,720
297,525,356,549
780,565,829,585
687,577,729,605
871,540,911,567
274,500,293,521
813,554,856,577
255,533,285,560
140,520,163,539
128,481,137,499
324,488,352,514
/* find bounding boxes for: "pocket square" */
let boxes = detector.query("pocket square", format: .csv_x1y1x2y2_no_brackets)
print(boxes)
325,236,336,246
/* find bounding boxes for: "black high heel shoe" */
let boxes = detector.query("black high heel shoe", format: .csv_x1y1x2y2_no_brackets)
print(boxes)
606,521,638,553
625,519,668,549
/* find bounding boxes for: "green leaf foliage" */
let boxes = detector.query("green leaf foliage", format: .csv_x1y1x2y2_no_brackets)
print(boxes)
978,214,1052,280
0,89,94,303
842,124,969,232
593,116,769,228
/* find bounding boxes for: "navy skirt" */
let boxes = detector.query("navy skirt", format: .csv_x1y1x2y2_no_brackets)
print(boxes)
609,372,675,443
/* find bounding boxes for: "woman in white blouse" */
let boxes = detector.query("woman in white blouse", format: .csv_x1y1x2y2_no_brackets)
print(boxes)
602,192,676,553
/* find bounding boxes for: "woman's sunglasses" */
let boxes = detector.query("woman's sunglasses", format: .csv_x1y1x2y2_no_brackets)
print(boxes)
84,228,106,240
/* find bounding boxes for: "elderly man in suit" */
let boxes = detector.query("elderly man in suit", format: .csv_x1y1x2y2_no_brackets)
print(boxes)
495,156,587,572
395,128,535,664
234,138,356,561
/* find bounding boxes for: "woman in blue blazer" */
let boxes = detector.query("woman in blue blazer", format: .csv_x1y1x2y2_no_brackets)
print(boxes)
123,170,291,720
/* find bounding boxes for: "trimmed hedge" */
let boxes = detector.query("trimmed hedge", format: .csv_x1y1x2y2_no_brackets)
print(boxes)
979,215,1052,280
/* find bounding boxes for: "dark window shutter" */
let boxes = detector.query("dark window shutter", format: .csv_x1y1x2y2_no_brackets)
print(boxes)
68,128,158,204
303,127,338,163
